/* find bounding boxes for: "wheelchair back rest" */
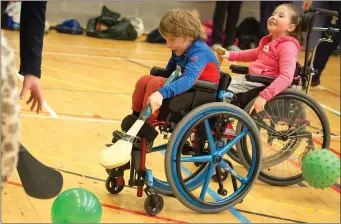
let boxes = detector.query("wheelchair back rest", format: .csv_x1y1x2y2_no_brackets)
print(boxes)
159,74,222,123
301,12,314,33
169,80,217,113
167,71,231,113
294,62,303,78
151,66,230,122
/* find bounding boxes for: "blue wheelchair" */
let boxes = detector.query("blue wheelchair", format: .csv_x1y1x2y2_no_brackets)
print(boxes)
104,67,262,215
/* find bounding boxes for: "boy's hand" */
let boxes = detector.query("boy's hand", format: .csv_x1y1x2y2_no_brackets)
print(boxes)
148,92,163,113
249,96,267,114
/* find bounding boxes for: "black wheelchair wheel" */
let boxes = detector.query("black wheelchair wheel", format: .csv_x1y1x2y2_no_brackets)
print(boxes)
238,89,330,186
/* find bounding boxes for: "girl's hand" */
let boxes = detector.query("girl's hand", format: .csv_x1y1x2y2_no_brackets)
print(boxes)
216,47,230,60
249,96,267,114
147,91,163,113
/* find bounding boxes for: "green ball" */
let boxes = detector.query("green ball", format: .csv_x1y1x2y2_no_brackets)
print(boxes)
302,149,340,189
51,188,102,223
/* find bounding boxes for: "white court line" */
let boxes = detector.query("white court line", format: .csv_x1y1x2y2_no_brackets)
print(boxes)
320,103,341,116
318,85,341,97
16,73,59,118
20,114,121,123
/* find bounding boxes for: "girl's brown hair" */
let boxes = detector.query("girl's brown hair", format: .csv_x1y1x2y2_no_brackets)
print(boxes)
159,9,207,40
281,4,304,45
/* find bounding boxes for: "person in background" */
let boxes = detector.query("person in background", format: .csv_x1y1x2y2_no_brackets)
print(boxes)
211,1,242,51
258,1,292,40
303,0,340,86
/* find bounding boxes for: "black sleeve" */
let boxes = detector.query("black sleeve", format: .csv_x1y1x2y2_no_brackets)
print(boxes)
19,1,47,79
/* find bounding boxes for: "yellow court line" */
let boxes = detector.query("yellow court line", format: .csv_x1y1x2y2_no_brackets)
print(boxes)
258,198,339,215
41,64,130,91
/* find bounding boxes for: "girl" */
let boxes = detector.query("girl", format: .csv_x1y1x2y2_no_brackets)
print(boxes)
220,4,303,114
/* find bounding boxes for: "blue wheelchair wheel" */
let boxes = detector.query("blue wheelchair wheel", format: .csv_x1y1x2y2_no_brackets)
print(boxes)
149,132,208,196
165,102,262,213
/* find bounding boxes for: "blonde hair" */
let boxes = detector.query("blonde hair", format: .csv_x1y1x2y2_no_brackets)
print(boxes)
159,9,207,40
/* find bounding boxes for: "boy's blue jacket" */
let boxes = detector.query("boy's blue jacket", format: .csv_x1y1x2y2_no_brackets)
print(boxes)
158,39,220,99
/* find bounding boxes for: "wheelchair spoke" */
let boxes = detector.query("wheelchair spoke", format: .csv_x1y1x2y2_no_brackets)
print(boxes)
199,163,215,201
219,160,246,184
180,155,212,163
151,144,167,152
204,120,216,154
219,128,249,156
261,109,278,129
287,118,309,136
253,119,278,136
288,131,312,139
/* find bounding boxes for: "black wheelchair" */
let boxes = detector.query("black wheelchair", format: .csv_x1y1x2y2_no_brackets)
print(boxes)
219,8,338,186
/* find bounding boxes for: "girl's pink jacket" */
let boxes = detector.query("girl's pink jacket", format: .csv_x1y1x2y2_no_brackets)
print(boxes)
229,34,302,101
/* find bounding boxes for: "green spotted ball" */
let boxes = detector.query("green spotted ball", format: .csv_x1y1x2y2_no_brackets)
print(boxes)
302,149,340,189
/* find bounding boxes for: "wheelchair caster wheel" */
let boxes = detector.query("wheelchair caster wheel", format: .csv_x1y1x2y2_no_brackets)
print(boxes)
105,176,125,194
217,188,228,196
144,194,164,216
212,167,228,182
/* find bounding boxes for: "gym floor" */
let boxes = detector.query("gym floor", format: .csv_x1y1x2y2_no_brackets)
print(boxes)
2,30,340,223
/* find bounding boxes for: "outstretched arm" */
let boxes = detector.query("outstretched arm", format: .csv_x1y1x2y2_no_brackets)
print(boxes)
19,1,47,113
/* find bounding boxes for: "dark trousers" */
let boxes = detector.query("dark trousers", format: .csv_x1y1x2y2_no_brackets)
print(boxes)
1,1,47,79
259,1,291,39
312,1,341,80
211,1,242,47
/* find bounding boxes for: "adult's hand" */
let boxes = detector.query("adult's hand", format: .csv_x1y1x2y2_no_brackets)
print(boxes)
302,0,313,11
20,74,44,114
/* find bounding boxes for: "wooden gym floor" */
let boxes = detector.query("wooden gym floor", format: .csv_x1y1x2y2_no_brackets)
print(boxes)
2,30,340,223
